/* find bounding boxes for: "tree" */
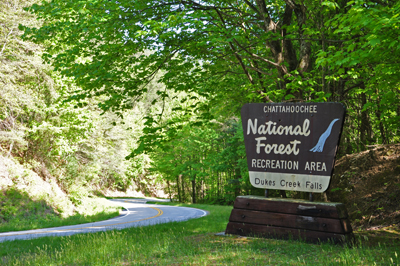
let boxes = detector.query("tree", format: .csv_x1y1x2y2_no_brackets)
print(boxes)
316,0,400,147
21,1,330,108
22,1,398,139
20,0,400,201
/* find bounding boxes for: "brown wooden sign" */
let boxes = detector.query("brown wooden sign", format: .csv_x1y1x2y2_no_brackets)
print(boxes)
225,196,354,244
241,102,345,193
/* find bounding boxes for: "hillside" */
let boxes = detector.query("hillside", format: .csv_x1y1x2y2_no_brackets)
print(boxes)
0,0,165,228
328,143,400,230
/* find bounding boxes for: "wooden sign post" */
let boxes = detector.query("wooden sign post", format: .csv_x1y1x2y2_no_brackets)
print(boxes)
225,103,354,243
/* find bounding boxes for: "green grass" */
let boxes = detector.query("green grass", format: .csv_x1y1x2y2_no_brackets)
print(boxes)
0,188,121,233
0,209,121,233
0,202,399,265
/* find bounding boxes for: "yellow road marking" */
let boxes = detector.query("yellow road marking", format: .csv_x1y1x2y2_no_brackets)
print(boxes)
0,207,163,238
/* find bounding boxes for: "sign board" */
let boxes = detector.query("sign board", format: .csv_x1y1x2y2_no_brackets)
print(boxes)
241,103,345,193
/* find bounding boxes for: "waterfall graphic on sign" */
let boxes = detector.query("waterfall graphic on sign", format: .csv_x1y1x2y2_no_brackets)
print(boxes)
309,118,340,152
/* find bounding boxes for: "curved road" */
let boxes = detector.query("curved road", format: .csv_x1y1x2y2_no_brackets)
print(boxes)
0,199,208,242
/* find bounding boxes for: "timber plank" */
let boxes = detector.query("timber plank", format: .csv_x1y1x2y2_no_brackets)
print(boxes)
229,209,352,234
234,196,348,219
225,222,354,244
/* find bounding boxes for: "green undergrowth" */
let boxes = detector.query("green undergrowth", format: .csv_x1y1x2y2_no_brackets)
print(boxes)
0,202,399,265
0,188,121,233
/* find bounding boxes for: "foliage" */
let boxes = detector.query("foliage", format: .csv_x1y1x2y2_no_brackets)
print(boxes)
20,0,399,146
149,115,266,204
0,0,165,224
0,0,47,157
4,0,400,204
316,0,400,149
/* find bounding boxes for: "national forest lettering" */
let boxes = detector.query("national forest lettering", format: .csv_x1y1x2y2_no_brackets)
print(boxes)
246,118,310,155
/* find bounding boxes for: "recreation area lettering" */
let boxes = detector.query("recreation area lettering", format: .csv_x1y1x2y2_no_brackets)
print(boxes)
246,118,310,155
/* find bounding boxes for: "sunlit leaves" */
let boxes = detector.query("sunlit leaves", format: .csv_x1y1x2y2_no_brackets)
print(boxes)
315,0,400,145
20,0,400,162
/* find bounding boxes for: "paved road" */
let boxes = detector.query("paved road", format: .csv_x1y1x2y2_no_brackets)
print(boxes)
0,199,208,242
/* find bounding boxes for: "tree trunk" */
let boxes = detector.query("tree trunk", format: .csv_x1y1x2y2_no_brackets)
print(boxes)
181,174,186,202
167,180,172,201
375,90,388,144
360,92,373,148
217,172,220,199
376,108,388,144
192,178,196,204
176,176,181,202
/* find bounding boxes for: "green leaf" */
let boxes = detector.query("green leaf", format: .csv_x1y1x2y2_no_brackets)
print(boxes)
322,1,339,10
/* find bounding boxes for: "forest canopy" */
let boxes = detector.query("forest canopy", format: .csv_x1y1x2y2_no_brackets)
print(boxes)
18,0,400,202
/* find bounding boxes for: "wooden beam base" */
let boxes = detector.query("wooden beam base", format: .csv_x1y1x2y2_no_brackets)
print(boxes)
225,196,354,244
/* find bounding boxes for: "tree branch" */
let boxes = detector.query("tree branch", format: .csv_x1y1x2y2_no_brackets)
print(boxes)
255,0,275,31
232,39,281,69
214,8,255,85
0,28,13,57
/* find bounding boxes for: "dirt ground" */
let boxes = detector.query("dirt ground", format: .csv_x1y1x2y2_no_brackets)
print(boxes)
327,143,400,231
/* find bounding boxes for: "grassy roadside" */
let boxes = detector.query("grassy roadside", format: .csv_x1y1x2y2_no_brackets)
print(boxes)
0,202,399,265
0,188,121,233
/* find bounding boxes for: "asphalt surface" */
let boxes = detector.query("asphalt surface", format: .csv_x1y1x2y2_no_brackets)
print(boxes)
0,198,208,242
